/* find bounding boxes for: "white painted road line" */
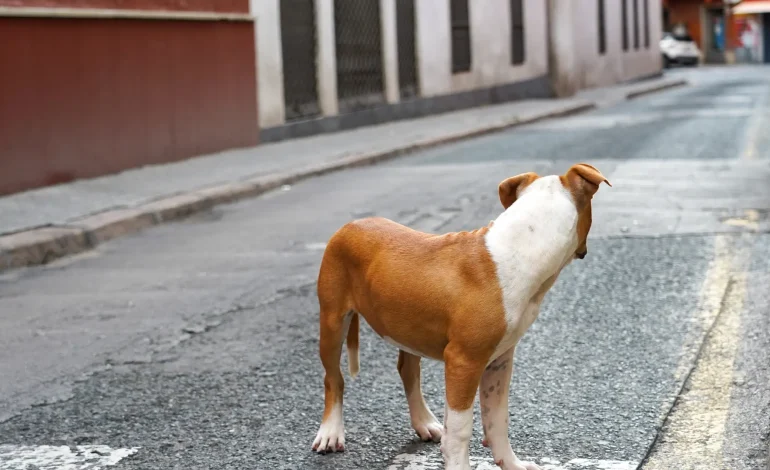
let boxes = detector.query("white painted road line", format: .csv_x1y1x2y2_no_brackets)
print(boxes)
0,445,138,470
387,453,638,470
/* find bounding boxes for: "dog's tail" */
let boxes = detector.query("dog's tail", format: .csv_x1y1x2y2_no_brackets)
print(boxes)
346,313,360,378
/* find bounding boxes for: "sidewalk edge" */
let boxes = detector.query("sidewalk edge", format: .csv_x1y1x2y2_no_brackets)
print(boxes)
0,79,688,272
625,78,688,100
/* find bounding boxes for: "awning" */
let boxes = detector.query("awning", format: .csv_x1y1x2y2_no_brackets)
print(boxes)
732,1,770,15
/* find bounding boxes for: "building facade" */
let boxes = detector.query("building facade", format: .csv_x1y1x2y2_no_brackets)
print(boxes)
550,0,663,96
660,0,770,64
1,0,664,196
257,0,664,140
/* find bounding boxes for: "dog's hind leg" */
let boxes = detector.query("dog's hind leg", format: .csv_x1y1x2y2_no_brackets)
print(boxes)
312,253,353,454
398,350,443,442
312,306,352,453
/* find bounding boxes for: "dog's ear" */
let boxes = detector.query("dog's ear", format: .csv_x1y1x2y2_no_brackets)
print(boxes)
562,163,612,209
498,172,540,209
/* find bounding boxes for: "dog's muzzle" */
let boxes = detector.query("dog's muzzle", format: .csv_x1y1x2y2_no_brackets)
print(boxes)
576,251,587,260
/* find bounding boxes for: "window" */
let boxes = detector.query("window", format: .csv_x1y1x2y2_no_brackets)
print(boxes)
598,0,606,55
510,0,525,64
450,0,471,73
643,0,650,48
633,0,640,50
621,0,629,51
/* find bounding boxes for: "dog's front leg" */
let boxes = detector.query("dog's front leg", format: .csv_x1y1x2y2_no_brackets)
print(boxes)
442,345,486,470
480,348,542,470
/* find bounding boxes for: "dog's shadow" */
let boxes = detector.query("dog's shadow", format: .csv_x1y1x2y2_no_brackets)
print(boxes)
386,437,443,468
399,437,439,454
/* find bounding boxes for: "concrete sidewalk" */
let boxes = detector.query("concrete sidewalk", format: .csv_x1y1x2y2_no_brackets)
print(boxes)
0,76,686,271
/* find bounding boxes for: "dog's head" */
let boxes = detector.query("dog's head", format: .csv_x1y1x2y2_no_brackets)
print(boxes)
497,163,611,260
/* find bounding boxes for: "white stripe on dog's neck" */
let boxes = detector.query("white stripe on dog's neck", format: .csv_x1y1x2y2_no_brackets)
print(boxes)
484,175,579,358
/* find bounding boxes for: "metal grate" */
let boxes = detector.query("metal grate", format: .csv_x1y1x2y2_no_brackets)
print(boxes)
510,0,525,64
450,0,472,73
396,0,418,99
598,0,606,55
280,0,320,121
334,0,386,113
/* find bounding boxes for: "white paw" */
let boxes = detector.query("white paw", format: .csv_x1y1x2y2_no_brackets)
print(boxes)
443,460,472,470
412,416,443,442
312,423,345,454
485,454,543,470
311,409,345,454
507,460,542,470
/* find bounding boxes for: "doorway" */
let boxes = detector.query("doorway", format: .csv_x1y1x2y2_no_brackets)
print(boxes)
703,6,727,63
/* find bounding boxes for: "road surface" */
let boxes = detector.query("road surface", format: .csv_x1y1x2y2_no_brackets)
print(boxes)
1,66,769,470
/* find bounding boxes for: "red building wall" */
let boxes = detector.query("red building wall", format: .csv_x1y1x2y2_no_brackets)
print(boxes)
664,0,741,53
0,0,248,13
731,0,766,48
665,0,704,47
0,5,258,196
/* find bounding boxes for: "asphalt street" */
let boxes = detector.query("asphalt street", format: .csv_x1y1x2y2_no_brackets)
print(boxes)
1,66,769,470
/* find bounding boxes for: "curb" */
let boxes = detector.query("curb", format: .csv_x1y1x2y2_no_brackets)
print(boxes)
625,78,687,100
0,79,687,272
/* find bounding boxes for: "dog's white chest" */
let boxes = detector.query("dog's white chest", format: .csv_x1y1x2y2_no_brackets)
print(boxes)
490,301,541,360
484,176,578,360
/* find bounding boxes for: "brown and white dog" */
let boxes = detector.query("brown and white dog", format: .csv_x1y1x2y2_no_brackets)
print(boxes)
311,163,611,470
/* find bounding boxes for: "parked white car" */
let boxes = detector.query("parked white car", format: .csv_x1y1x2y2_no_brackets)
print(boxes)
660,32,701,67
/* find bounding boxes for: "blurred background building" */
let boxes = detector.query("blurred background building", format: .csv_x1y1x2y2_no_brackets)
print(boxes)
257,0,664,137
663,0,769,64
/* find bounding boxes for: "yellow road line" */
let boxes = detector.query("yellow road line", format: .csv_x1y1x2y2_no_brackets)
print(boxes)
723,209,760,232
741,87,769,161
642,234,750,470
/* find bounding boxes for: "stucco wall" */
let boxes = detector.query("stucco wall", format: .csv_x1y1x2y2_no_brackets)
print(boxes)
314,0,338,117
550,0,663,96
256,0,664,129
251,0,285,127
416,0,548,97
258,0,550,121
414,0,452,97
621,0,663,82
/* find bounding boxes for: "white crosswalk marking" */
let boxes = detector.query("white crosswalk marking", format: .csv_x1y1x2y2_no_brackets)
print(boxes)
387,453,637,470
0,445,138,469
